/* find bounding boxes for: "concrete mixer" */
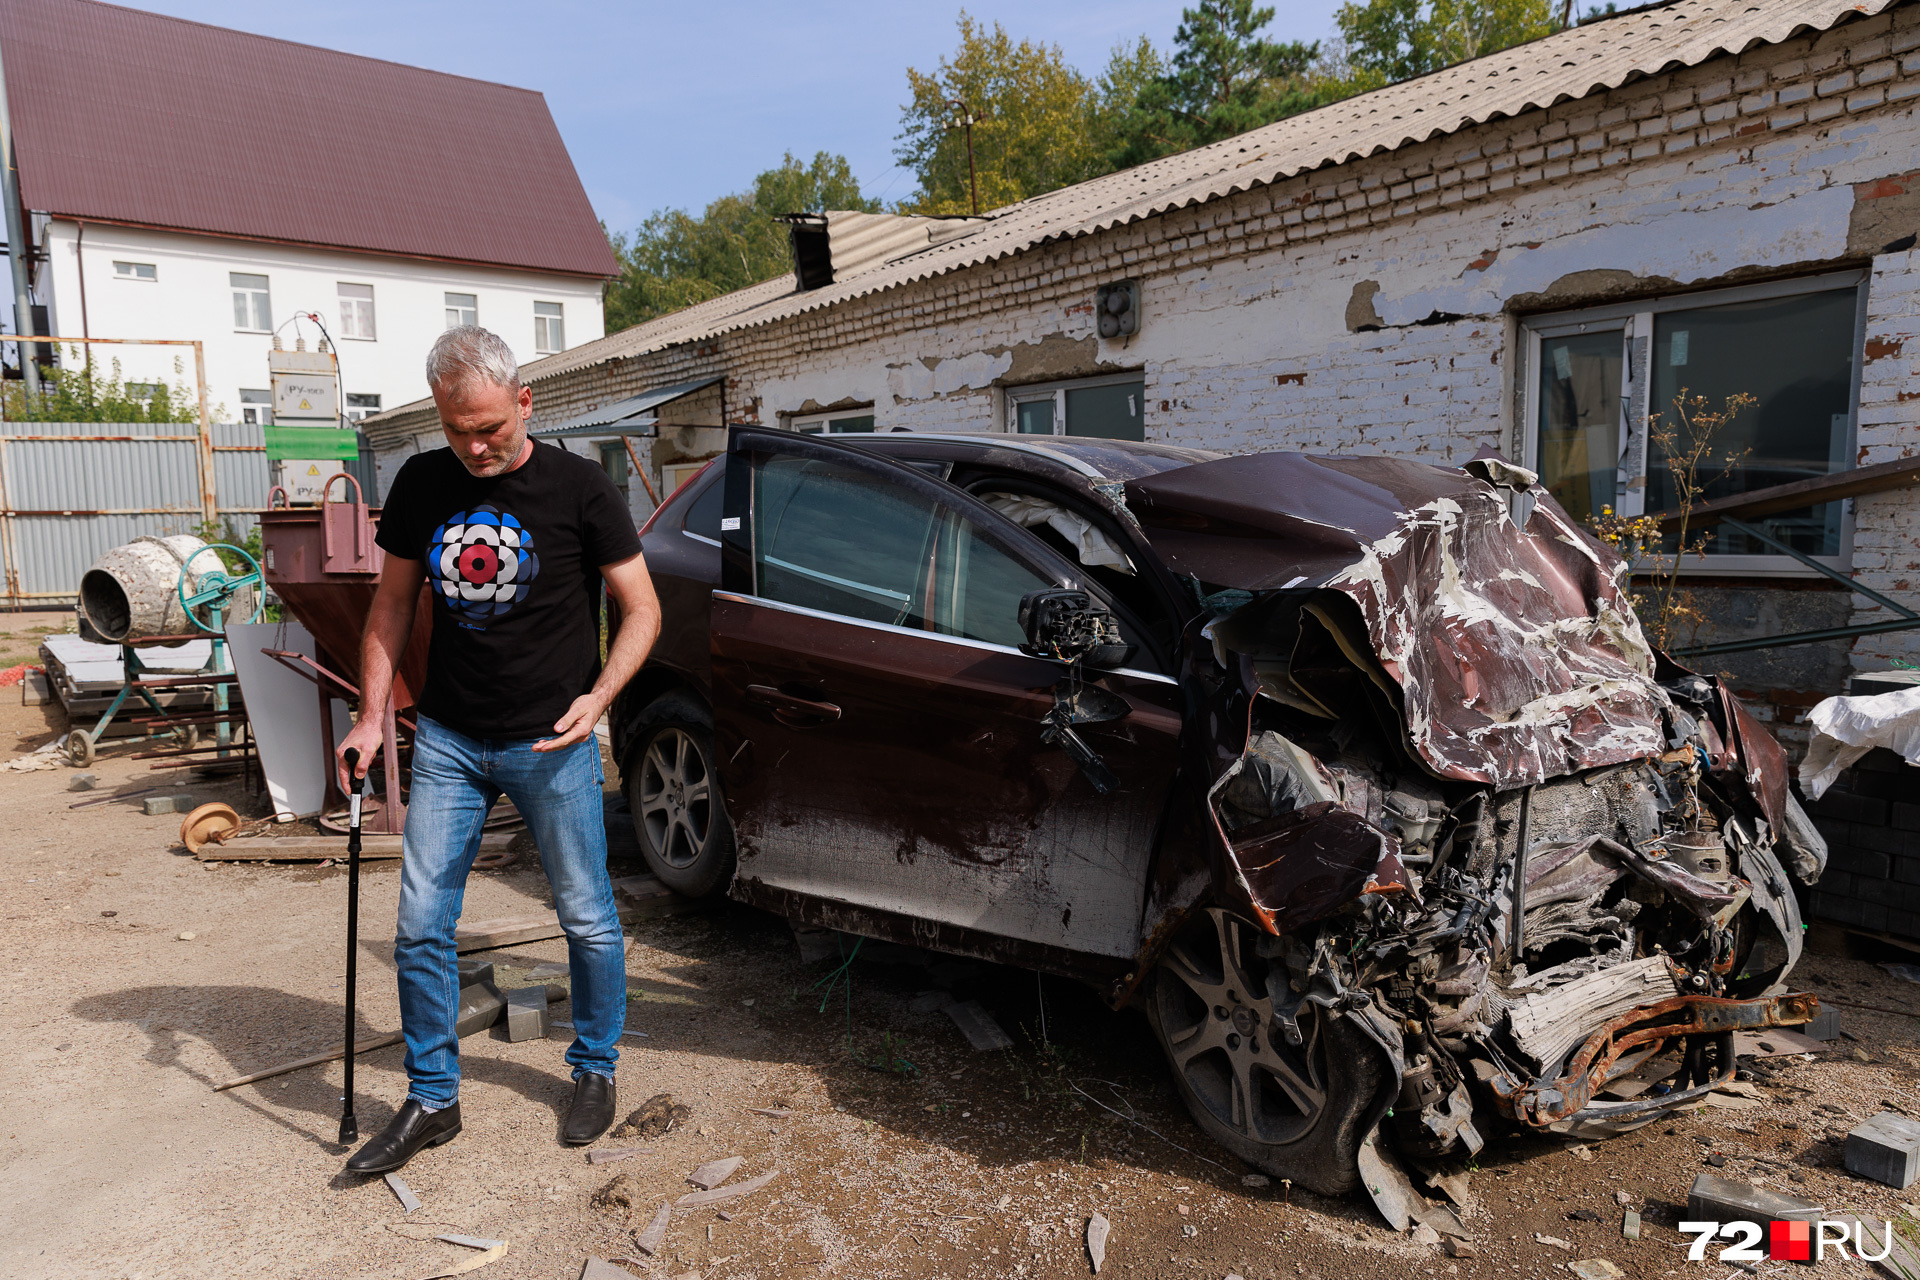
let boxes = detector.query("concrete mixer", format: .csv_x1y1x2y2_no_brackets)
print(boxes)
67,534,263,765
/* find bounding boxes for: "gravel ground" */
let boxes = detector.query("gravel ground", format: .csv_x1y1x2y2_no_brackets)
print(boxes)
2,668,1918,1280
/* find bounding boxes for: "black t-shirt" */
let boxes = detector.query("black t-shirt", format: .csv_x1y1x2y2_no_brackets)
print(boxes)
375,440,642,739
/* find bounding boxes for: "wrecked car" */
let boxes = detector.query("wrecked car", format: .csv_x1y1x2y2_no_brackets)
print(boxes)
611,426,1825,1197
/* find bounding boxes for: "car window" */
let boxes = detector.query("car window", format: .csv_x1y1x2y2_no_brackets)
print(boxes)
682,473,723,539
756,455,937,628
753,453,1052,647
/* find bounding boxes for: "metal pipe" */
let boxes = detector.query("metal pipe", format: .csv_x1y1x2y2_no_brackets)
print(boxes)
191,340,215,525
75,220,92,401
0,29,38,399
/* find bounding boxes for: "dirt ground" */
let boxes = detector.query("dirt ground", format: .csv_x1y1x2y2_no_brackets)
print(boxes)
4,619,1920,1279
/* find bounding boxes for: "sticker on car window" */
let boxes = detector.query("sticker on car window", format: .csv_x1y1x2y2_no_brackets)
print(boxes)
720,517,741,531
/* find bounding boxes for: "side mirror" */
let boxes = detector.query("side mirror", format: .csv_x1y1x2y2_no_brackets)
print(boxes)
1017,588,1131,668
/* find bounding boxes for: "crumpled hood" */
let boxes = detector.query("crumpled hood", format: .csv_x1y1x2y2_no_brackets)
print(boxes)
1126,453,1668,788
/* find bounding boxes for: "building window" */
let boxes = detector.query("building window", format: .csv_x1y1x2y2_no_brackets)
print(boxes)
1523,271,1864,571
127,382,164,404
535,301,565,354
113,260,156,282
792,410,875,435
240,387,273,426
599,441,630,503
345,393,382,422
1005,374,1145,441
445,292,477,329
338,283,376,340
231,273,271,332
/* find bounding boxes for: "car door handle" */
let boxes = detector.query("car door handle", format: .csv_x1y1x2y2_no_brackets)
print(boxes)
746,684,843,722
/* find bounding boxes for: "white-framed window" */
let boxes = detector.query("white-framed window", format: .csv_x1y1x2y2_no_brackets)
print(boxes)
1004,372,1145,441
239,387,273,426
445,292,477,329
338,283,376,340
231,272,271,332
1520,270,1867,573
534,301,565,354
345,392,382,422
791,409,875,434
112,260,155,282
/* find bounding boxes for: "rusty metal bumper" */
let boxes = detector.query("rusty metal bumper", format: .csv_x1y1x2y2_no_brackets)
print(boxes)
1493,990,1820,1133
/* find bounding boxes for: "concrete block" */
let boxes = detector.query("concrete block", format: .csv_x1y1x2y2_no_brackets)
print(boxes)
1805,1009,1842,1041
1847,1112,1920,1188
1687,1173,1822,1223
1896,801,1920,833
1834,847,1892,881
67,773,97,792
454,978,505,1038
1812,790,1889,826
455,957,495,989
506,985,549,1042
143,794,197,816
21,669,50,705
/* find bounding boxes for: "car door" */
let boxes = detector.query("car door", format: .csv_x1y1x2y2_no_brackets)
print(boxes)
710,428,1183,960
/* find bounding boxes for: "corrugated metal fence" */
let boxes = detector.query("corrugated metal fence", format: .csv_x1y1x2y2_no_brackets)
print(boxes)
0,421,374,607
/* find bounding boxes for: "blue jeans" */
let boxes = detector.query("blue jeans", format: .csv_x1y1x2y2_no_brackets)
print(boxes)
394,715,626,1109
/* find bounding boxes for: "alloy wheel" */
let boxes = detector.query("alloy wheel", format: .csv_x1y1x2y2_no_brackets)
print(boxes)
1153,908,1330,1146
637,727,712,869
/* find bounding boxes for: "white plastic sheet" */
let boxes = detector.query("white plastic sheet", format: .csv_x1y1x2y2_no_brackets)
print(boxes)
1796,684,1920,800
227,619,352,820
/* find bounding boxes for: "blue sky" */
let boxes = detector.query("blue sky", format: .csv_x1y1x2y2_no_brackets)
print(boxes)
131,0,1352,234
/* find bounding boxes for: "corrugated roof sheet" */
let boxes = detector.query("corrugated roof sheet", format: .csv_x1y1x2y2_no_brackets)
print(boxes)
532,376,724,437
0,0,618,278
370,0,1890,425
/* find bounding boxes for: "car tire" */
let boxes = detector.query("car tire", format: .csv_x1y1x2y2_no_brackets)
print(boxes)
1146,908,1385,1195
622,691,735,899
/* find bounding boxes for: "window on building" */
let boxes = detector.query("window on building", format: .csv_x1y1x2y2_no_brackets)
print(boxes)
792,410,875,435
445,292,477,329
1523,272,1864,570
231,273,271,332
1006,374,1146,441
535,301,565,354
240,387,273,426
345,393,382,422
599,441,630,503
127,382,163,404
338,283,376,340
113,260,156,282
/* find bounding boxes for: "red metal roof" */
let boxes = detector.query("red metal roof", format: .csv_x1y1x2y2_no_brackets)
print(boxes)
0,0,619,278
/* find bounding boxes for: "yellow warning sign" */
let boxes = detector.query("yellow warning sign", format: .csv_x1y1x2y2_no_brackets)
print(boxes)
305,464,322,476
298,398,313,410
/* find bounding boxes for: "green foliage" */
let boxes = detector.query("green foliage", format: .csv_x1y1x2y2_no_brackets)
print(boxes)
894,14,1132,216
2,350,208,422
1106,1,1346,168
1334,0,1558,84
603,151,880,331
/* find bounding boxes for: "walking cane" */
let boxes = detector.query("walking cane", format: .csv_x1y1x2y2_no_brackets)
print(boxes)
340,747,367,1145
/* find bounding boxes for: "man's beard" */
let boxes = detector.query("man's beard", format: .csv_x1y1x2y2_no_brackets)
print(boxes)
461,428,527,476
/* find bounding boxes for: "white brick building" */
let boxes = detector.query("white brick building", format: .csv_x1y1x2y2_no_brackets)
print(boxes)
367,0,1920,748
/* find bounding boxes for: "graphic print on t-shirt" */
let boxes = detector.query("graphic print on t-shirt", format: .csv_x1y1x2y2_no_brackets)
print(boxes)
427,504,541,626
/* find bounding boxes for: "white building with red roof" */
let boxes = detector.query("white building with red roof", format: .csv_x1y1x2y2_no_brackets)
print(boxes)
0,0,616,423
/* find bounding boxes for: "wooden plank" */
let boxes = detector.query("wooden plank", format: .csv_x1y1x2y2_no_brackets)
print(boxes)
452,879,697,953
198,832,516,862
1652,454,1920,534
212,1030,404,1090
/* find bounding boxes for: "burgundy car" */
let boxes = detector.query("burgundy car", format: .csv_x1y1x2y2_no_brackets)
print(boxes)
611,426,1824,1198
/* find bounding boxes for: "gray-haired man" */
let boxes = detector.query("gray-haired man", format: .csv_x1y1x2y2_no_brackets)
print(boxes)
336,326,662,1173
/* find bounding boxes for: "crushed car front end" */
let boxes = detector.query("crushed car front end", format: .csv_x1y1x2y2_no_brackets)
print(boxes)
1116,449,1826,1193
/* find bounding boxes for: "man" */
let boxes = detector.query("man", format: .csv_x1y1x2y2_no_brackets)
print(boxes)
336,326,661,1174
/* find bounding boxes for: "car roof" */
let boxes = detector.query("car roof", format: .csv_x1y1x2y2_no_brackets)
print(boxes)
839,431,1221,483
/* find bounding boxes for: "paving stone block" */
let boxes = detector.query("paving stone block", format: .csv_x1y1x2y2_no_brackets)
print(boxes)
1894,801,1920,833
1847,1112,1920,1188
142,794,197,815
1805,1009,1842,1041
506,985,550,1042
1834,847,1892,881
455,957,496,989
1687,1173,1821,1223
1812,790,1890,826
454,978,505,1037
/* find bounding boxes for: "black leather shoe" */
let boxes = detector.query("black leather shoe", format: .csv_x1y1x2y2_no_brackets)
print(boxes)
562,1072,616,1145
345,1099,461,1174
